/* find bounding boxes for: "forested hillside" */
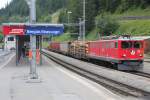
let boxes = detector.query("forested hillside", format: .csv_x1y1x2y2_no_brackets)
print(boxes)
59,0,150,33
0,0,150,40
0,0,67,23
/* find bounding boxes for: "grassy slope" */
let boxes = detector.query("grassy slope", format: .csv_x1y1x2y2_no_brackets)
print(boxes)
114,7,150,17
42,42,49,48
114,7,150,36
115,20,150,36
53,33,73,42
86,29,99,41
87,8,150,40
51,10,61,23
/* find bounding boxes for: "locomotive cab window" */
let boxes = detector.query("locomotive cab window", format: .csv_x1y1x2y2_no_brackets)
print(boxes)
121,41,132,49
134,41,142,49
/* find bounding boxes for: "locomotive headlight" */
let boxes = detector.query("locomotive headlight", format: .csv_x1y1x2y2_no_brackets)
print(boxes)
137,50,141,53
123,54,126,57
139,54,143,57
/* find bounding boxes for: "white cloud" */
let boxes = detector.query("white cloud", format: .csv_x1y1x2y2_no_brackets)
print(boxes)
0,0,12,9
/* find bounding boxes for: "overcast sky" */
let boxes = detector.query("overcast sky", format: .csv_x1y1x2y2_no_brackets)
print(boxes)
0,0,12,9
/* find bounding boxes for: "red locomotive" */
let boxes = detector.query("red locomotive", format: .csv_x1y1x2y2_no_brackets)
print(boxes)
48,36,144,71
87,38,144,70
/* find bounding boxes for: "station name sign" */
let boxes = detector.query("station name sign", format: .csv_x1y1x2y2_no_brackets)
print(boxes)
2,23,64,36
26,30,62,35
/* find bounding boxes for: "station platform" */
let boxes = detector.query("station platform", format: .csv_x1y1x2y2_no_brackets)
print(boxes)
0,53,122,100
143,62,150,74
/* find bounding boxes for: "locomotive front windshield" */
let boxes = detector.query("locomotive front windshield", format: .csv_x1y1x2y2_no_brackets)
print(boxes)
121,41,132,49
134,41,142,48
121,41,142,49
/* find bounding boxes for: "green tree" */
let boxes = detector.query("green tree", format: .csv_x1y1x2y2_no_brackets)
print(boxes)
96,14,119,36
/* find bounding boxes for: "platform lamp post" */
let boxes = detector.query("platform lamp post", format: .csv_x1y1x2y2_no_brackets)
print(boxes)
78,18,82,40
67,11,72,32
67,11,72,25
26,0,38,79
83,0,86,41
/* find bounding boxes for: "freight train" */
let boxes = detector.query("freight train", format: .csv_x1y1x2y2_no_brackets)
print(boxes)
48,36,144,71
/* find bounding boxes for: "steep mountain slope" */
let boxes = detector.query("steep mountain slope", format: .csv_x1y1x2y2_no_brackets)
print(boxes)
0,0,150,41
0,0,67,23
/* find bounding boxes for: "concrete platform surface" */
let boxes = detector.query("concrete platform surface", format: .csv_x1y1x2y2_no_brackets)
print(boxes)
142,56,150,74
143,62,150,74
0,55,123,100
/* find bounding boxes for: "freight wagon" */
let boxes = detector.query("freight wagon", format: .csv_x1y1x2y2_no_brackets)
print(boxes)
69,41,87,59
60,42,70,55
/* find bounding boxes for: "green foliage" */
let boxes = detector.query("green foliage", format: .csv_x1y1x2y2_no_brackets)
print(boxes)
114,7,150,18
86,28,100,40
0,0,150,41
9,15,28,22
0,34,3,42
96,14,120,36
0,0,68,23
116,20,150,35
1,0,150,24
58,9,68,23
36,0,67,21
67,0,97,33
2,0,29,17
42,41,49,48
51,10,61,23
53,33,73,42
38,14,51,23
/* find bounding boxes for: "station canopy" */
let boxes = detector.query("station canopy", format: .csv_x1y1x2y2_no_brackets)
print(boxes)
2,23,64,36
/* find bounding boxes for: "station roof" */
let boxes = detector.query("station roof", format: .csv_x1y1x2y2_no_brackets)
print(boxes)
26,23,64,27
2,23,25,26
2,23,64,27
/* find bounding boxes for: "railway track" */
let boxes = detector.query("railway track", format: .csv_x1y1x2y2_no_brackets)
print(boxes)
87,57,150,80
45,49,150,81
130,72,150,79
42,51,150,98
89,59,150,80
144,61,150,63
144,57,150,63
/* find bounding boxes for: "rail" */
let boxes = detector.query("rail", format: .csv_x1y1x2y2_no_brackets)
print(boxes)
129,72,150,79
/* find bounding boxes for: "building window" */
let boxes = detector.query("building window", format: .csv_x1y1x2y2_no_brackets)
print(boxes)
8,37,14,41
